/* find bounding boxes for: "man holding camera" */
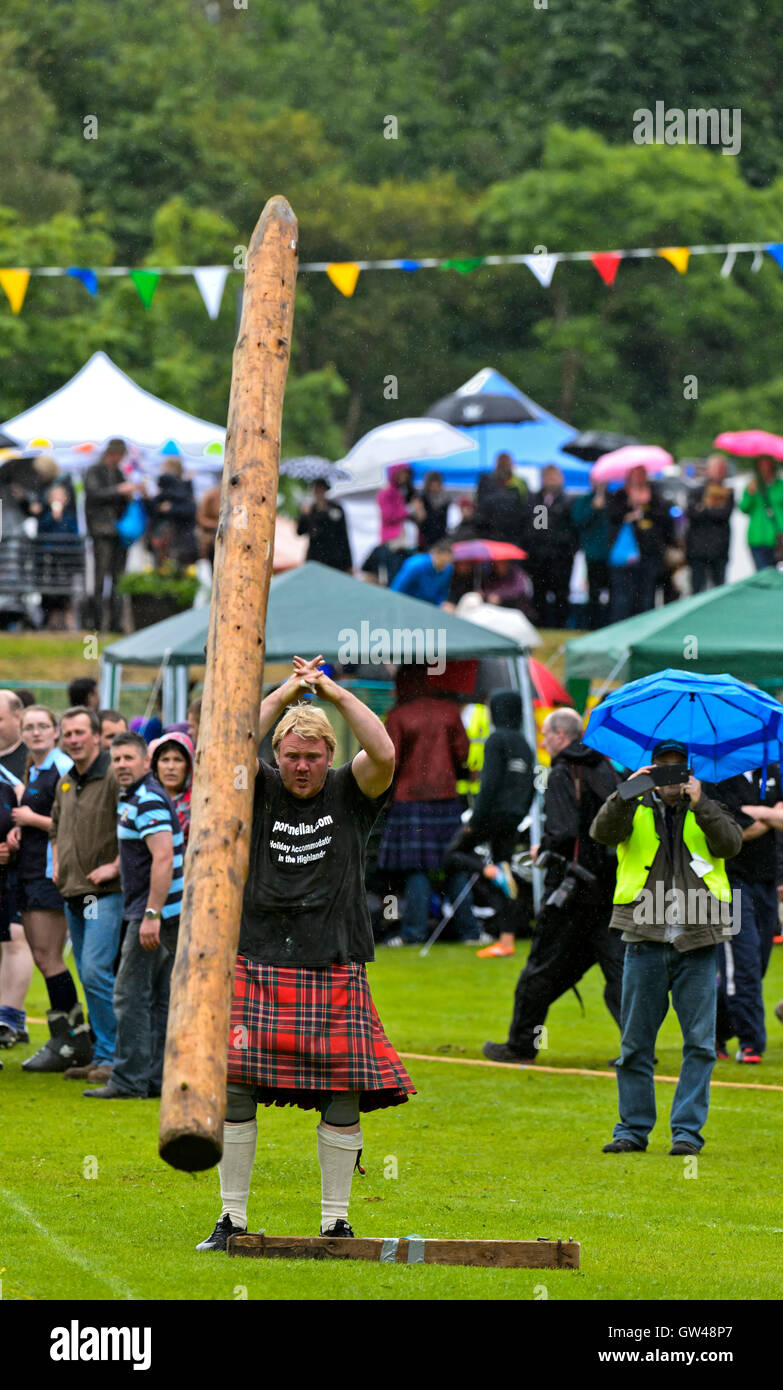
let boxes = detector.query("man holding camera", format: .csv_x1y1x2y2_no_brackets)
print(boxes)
483,709,623,1064
590,741,742,1155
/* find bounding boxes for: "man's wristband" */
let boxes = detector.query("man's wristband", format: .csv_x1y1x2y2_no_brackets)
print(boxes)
144,909,161,920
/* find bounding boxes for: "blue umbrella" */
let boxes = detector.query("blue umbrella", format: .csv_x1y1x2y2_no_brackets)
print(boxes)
584,669,783,785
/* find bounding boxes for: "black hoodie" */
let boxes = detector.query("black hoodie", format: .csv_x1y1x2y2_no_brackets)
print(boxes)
471,690,535,831
542,739,619,894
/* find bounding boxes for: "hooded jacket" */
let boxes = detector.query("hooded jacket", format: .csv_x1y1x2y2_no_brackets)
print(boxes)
541,739,619,896
377,464,417,543
149,732,194,845
590,783,742,950
471,690,534,831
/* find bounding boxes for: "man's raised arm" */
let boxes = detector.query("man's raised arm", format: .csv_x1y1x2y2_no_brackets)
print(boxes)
308,659,395,797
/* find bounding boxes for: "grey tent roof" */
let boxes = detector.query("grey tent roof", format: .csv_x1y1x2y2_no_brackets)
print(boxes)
102,562,526,667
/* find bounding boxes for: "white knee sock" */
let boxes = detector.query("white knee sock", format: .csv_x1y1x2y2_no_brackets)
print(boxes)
316,1124,363,1231
218,1120,257,1228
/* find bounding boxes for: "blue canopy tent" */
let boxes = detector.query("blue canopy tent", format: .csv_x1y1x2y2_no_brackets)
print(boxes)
410,368,591,491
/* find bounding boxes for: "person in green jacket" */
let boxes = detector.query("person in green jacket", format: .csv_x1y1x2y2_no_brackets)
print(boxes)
738,455,783,570
570,484,610,629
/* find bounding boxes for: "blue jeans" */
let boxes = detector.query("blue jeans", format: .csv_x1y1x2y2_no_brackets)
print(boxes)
112,919,177,1097
613,940,717,1149
751,546,776,571
717,878,778,1053
65,892,124,1066
402,869,479,944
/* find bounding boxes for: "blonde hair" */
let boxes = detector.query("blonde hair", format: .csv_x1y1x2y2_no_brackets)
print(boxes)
273,704,336,758
20,705,59,783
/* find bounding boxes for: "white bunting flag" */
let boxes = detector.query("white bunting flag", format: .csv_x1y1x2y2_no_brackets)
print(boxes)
719,249,736,279
521,253,558,287
193,265,229,319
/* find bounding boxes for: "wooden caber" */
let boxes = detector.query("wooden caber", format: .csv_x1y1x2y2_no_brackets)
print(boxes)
159,195,298,1173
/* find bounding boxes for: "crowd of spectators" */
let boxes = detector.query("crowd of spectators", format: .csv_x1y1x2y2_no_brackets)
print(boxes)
294,450,783,632
0,683,196,1096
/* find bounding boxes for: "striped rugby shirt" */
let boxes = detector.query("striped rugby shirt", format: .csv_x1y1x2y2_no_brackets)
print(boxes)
116,774,184,924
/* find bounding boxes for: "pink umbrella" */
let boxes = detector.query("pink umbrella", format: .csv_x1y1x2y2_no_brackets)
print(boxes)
591,444,673,484
713,430,783,462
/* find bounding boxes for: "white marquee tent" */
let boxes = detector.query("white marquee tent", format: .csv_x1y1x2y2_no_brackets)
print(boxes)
0,351,226,457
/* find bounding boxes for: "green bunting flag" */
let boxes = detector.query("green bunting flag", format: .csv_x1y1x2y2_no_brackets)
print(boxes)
440,257,485,274
129,269,161,308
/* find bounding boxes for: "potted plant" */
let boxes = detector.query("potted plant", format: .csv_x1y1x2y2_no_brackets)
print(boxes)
118,564,199,630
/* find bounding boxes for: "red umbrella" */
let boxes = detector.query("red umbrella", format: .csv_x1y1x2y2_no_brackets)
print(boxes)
713,429,783,462
528,657,573,707
451,539,528,562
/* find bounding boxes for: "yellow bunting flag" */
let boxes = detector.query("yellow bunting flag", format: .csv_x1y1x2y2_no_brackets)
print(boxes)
657,247,690,275
0,269,30,314
326,262,361,297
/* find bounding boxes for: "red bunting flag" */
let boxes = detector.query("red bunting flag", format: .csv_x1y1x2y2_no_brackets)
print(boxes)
590,252,622,286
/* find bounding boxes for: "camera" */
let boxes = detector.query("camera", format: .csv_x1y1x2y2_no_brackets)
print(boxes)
535,850,597,909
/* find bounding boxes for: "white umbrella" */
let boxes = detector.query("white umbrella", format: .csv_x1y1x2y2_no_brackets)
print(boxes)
455,592,541,648
329,418,477,496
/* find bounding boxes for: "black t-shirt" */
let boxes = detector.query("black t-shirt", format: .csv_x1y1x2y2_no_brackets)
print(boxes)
18,751,72,880
0,744,27,782
712,768,781,883
239,760,390,966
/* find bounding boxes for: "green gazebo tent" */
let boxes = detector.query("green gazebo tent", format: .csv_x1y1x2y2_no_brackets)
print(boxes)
101,561,531,720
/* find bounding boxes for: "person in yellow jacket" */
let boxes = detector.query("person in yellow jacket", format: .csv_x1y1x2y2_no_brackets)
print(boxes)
590,740,742,1156
456,702,489,800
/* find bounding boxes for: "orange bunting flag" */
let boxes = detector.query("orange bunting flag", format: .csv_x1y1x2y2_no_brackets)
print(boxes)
657,247,690,275
326,262,361,297
590,252,622,286
0,268,30,315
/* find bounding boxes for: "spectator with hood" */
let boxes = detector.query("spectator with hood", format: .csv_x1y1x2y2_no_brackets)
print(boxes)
149,732,194,846
445,689,535,957
376,464,419,583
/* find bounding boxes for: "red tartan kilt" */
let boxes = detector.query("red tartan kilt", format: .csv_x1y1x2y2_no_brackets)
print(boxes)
226,955,416,1112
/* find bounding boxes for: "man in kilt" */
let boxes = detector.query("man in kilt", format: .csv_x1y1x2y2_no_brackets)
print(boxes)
197,655,415,1251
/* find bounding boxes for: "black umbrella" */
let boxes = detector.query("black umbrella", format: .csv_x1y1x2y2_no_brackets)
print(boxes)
280,455,352,483
426,392,537,427
561,430,640,462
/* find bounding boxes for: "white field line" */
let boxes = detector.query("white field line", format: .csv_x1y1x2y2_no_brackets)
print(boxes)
0,1188,140,1300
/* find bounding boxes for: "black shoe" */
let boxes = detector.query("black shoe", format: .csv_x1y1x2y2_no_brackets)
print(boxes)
22,1005,93,1073
669,1141,700,1155
196,1214,247,1252
482,1041,536,1064
319,1219,355,1237
82,1082,141,1099
602,1138,646,1153
0,1023,19,1048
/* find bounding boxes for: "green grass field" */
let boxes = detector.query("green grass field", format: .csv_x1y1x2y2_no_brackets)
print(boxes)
2,941,782,1302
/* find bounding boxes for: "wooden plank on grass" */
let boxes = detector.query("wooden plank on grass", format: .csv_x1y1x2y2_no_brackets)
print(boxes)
227,1233,580,1268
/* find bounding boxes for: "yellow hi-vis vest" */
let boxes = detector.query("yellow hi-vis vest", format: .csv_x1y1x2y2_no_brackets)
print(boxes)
457,703,490,796
614,804,732,905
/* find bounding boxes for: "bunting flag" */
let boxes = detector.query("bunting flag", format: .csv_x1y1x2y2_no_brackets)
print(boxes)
657,246,691,275
325,262,361,297
590,251,622,285
522,253,558,287
66,267,99,296
0,240,780,317
441,257,484,274
719,249,736,279
129,269,160,307
0,268,30,315
192,265,228,319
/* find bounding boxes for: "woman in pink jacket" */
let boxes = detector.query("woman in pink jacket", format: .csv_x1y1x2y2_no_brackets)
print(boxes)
376,464,420,582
